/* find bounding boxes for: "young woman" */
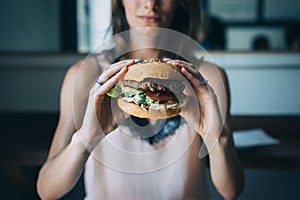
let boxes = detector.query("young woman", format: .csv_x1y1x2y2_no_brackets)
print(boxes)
37,0,244,199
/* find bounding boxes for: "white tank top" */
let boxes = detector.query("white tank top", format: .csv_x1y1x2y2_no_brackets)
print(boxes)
83,122,210,200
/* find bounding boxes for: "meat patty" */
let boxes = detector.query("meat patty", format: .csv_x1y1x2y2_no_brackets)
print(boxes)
122,78,185,94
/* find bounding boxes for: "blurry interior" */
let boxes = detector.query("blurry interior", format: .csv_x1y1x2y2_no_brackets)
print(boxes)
0,0,299,199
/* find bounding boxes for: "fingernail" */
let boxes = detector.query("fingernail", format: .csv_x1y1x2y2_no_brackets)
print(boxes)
126,59,134,63
134,59,143,64
166,60,175,64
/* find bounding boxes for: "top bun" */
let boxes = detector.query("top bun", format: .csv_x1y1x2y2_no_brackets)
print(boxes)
123,59,184,82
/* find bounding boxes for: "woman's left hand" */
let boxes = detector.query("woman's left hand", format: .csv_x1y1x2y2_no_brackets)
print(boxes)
163,58,224,145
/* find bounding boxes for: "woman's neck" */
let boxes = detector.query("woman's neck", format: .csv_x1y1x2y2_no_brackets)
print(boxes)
127,28,168,59
127,49,162,60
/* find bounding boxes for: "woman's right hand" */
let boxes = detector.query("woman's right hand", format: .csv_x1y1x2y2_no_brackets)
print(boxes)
78,59,135,151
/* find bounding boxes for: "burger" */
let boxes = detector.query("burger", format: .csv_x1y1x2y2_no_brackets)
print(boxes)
107,59,186,119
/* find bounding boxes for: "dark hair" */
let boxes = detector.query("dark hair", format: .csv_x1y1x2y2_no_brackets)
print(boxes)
199,15,226,50
111,0,201,39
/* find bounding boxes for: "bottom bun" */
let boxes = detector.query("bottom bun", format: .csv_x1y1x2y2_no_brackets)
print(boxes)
117,97,181,119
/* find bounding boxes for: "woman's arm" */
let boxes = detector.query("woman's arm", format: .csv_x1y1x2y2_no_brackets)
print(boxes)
207,122,245,200
37,59,134,199
163,58,244,200
37,63,93,199
205,68,244,200
37,131,91,199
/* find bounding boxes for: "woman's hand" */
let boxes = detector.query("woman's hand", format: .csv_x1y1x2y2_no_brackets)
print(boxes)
78,59,135,151
163,58,224,148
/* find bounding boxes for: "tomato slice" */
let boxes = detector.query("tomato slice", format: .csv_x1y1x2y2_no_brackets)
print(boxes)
144,91,177,101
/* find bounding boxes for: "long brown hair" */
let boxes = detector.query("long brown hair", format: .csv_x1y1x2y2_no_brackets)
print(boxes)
111,0,201,39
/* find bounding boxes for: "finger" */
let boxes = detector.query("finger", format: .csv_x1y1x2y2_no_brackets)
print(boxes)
98,59,134,83
183,66,206,82
165,59,206,83
165,59,193,67
102,59,134,79
109,59,135,69
162,57,172,62
164,59,209,90
95,66,128,95
181,67,204,89
181,67,216,104
164,59,196,72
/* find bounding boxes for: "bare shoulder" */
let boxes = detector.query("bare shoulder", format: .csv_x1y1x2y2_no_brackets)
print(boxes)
65,53,112,120
67,58,100,86
70,57,101,123
199,62,227,83
46,61,83,158
198,61,229,94
60,60,86,104
47,56,108,158
199,61,230,119
63,60,83,85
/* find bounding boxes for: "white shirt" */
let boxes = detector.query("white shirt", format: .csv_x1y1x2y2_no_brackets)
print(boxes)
84,122,209,200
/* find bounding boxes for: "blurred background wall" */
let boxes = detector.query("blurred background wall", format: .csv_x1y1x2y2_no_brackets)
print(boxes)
0,0,60,52
1,0,300,52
